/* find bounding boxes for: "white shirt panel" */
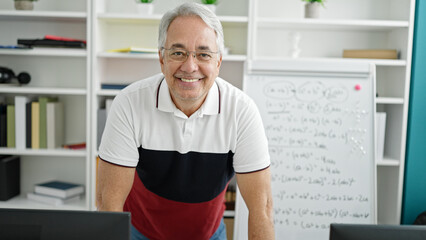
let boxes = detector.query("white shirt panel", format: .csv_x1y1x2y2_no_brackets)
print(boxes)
98,73,270,172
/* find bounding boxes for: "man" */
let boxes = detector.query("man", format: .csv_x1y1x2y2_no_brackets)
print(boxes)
97,3,274,240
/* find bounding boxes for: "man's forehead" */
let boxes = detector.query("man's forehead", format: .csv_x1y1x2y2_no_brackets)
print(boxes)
165,16,217,50
169,43,213,51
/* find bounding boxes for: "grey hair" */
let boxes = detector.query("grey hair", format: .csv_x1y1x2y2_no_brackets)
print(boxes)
158,2,224,57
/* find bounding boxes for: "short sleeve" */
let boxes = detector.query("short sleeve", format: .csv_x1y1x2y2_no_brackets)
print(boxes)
98,93,139,167
233,98,270,173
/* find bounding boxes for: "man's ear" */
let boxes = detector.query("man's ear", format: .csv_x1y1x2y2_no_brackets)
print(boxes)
217,55,223,70
158,50,164,65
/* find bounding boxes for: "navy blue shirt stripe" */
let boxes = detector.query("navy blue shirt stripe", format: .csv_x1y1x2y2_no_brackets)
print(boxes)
137,147,235,203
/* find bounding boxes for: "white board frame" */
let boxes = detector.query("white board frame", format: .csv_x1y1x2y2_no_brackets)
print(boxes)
234,59,377,240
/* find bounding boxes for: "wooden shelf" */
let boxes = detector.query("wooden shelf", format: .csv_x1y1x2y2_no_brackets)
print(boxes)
376,97,404,104
0,148,87,157
0,10,87,21
97,89,120,97
98,13,247,25
0,48,87,57
0,194,87,211
0,86,87,95
253,56,406,67
377,158,400,166
257,18,409,31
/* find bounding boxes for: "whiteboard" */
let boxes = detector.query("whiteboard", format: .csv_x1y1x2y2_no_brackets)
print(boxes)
234,60,377,240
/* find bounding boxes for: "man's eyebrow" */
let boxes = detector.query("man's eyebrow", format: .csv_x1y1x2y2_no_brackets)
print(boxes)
170,43,186,49
169,44,213,51
197,46,213,51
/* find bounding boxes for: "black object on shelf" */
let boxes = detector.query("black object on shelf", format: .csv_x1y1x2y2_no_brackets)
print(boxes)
0,66,31,85
17,39,86,48
0,155,20,201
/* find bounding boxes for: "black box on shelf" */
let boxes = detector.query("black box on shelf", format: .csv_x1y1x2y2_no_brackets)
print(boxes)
0,155,20,201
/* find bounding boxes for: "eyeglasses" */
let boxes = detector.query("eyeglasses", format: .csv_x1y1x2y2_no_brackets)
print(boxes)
161,47,219,63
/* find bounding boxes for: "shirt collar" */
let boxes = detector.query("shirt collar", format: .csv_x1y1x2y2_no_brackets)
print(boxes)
156,78,221,117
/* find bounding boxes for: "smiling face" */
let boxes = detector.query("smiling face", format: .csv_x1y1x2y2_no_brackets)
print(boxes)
159,15,222,116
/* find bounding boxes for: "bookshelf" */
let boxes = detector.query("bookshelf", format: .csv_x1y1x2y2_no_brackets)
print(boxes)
0,0,417,226
90,0,249,211
0,0,91,210
249,0,416,225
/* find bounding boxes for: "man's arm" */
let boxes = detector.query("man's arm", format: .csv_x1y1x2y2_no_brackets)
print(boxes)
96,159,135,212
236,167,275,240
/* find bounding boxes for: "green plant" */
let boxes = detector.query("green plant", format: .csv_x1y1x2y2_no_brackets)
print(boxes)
302,0,325,6
202,0,217,5
137,0,153,3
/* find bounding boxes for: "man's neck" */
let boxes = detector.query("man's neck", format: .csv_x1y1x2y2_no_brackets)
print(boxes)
173,96,206,117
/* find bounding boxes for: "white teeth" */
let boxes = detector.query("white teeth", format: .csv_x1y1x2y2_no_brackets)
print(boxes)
181,78,199,82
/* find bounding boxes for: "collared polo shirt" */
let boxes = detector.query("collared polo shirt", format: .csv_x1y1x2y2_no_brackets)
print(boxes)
99,73,270,240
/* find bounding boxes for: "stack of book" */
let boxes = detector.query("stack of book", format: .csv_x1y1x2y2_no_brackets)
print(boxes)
17,35,86,49
27,180,84,206
0,96,64,149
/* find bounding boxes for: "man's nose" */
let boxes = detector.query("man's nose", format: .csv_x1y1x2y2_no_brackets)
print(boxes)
180,52,199,72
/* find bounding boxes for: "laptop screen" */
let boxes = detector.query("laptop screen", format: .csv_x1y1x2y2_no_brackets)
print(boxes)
330,223,426,240
0,208,130,240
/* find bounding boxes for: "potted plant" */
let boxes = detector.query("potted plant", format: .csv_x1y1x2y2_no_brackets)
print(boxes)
14,0,37,11
302,0,325,18
135,0,154,15
201,0,218,13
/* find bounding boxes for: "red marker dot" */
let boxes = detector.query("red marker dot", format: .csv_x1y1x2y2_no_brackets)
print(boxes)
355,84,361,90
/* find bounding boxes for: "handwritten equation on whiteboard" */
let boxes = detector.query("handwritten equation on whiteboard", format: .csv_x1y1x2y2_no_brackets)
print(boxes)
246,75,374,239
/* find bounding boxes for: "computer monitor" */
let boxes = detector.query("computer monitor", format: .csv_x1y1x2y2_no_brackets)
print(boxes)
330,223,426,240
0,208,130,240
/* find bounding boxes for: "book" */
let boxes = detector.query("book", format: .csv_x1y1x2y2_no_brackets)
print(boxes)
26,102,32,148
107,46,157,54
17,39,86,48
31,102,40,149
39,97,57,149
343,49,398,59
0,103,6,147
376,112,387,162
14,96,30,149
62,142,86,150
105,98,114,116
34,180,84,198
27,192,80,206
6,105,15,148
97,109,106,148
101,83,128,90
44,35,87,44
46,102,64,149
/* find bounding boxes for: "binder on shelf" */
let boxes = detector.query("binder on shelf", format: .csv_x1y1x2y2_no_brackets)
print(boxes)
31,102,40,149
46,102,64,149
376,112,387,162
26,102,32,148
34,180,84,199
14,96,30,149
0,104,6,147
39,97,58,149
27,192,80,206
6,105,15,148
